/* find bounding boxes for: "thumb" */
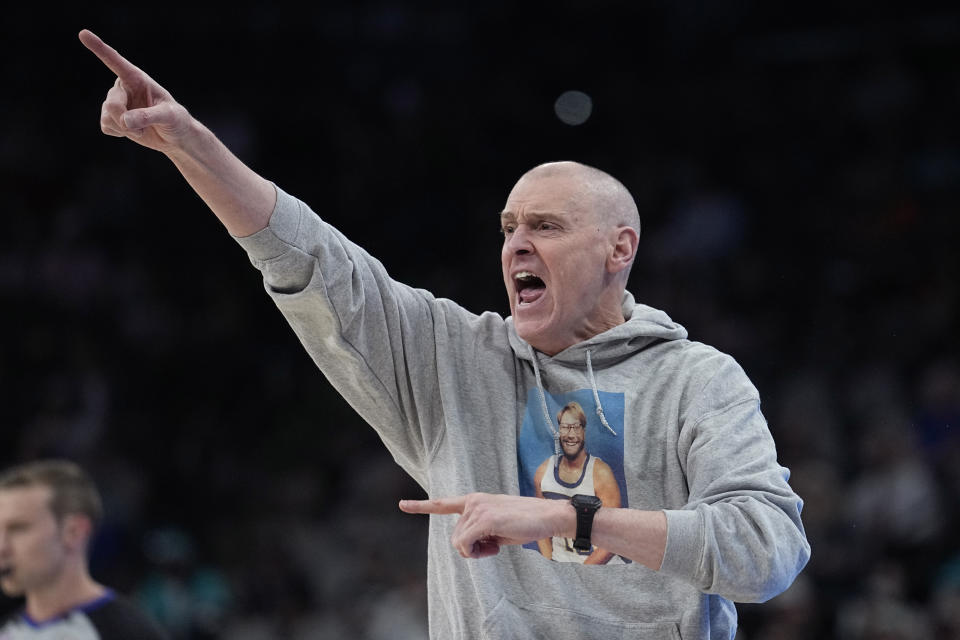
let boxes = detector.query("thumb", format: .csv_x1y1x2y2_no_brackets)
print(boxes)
123,103,177,131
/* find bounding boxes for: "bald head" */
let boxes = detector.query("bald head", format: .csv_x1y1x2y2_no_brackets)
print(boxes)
517,161,641,235
500,161,642,354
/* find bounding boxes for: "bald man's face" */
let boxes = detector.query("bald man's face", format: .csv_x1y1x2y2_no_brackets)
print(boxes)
500,171,626,354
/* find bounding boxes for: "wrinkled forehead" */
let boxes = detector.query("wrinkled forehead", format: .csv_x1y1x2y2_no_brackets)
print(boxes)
502,172,596,220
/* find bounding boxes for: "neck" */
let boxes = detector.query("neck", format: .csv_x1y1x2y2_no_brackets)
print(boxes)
26,567,105,623
568,292,627,351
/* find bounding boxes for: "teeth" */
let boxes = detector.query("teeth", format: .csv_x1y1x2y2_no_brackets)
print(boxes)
515,271,538,281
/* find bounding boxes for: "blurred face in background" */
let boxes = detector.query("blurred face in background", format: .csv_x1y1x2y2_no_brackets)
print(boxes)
0,486,70,597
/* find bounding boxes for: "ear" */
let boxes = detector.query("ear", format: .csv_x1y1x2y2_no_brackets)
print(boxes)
606,226,639,275
60,514,93,553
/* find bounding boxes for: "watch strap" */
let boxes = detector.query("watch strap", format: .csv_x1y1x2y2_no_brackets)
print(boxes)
571,494,601,552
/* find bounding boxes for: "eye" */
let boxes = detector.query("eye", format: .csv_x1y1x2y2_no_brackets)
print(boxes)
536,221,557,231
500,224,515,235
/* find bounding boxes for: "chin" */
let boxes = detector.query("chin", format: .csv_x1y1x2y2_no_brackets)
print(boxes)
563,445,584,459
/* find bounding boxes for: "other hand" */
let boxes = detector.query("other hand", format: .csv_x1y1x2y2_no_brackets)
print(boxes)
399,493,572,559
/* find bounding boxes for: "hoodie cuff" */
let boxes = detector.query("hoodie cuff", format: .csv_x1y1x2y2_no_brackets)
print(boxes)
233,184,302,262
659,508,704,580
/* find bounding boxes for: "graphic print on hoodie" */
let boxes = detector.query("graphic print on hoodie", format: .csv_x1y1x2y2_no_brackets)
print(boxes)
517,388,630,564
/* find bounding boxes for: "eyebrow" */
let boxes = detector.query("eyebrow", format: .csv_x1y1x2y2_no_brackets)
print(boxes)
498,211,566,225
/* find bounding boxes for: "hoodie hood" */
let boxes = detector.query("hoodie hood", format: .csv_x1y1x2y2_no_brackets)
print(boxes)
506,290,688,366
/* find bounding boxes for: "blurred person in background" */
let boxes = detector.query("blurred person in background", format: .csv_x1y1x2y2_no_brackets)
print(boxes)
135,526,230,640
0,459,167,639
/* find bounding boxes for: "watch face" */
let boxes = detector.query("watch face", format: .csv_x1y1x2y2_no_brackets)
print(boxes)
572,494,602,511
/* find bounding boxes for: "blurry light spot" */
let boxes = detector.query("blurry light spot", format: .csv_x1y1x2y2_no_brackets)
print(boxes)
554,90,593,126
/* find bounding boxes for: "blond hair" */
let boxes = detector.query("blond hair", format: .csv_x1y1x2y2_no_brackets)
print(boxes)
556,401,587,428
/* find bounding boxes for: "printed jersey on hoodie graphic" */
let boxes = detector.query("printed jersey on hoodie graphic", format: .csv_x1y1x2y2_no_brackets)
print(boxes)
0,592,168,640
539,454,597,562
234,185,811,640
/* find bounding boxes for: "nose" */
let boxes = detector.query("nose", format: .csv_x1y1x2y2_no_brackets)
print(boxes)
504,224,534,255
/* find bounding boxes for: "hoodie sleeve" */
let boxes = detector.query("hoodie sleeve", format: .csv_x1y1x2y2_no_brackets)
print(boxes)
658,353,810,603
232,185,447,483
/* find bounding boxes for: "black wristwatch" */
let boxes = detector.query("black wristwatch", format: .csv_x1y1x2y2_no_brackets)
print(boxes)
570,494,603,552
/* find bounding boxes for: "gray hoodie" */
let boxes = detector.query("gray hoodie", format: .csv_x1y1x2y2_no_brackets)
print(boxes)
234,186,810,639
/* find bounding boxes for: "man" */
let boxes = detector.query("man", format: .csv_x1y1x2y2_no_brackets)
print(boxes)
533,401,622,564
79,29,809,639
0,460,168,639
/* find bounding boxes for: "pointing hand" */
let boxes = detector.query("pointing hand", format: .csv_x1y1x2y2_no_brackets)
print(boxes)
79,29,193,152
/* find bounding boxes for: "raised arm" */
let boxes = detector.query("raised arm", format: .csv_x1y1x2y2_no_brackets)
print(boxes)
78,29,275,237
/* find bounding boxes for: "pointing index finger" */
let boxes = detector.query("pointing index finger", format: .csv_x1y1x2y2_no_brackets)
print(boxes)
399,496,466,515
78,29,141,81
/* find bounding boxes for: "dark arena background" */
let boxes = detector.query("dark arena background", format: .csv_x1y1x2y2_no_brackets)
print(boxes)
2,4,959,639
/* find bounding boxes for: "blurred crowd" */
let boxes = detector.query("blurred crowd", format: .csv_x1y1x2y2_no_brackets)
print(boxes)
2,3,958,639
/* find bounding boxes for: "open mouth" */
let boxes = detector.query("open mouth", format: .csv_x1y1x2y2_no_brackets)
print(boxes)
515,271,546,305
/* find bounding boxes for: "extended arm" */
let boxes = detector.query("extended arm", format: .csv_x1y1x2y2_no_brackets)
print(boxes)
399,494,668,571
80,29,445,483
79,29,274,237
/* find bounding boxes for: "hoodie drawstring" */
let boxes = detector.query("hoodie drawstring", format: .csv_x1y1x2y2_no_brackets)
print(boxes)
586,350,618,436
528,344,561,456
529,345,618,448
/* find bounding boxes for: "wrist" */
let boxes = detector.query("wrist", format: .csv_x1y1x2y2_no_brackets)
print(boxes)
550,498,578,539
163,117,208,161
